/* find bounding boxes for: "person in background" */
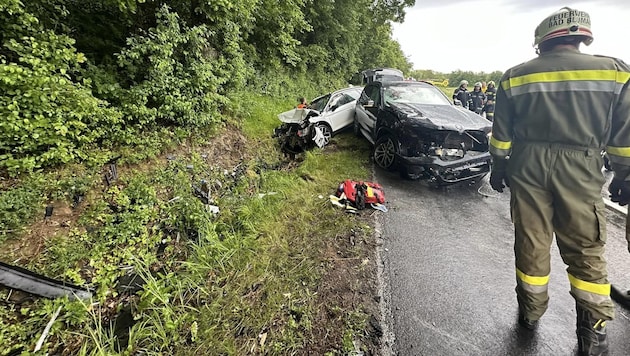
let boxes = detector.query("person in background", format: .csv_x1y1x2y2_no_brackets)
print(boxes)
452,80,470,109
297,97,309,109
489,7,630,356
469,82,486,115
483,81,497,121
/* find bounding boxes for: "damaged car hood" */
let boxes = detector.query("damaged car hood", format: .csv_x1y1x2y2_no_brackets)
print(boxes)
390,102,491,133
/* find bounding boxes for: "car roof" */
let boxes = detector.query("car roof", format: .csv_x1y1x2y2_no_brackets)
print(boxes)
362,68,403,76
376,80,435,88
328,86,362,96
310,86,362,102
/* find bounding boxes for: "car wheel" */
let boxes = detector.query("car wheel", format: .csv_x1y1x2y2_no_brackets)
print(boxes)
316,123,332,145
374,135,398,171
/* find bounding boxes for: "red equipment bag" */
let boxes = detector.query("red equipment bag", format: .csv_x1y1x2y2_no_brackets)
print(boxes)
337,180,385,210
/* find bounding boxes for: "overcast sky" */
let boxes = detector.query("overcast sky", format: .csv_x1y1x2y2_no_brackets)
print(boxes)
392,1,630,73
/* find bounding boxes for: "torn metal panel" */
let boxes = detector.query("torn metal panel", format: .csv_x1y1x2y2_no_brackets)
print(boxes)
0,261,92,300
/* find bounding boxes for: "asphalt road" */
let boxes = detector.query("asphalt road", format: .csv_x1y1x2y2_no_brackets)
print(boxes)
376,170,630,356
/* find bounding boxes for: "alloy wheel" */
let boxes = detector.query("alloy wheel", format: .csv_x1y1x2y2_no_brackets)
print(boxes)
374,136,397,170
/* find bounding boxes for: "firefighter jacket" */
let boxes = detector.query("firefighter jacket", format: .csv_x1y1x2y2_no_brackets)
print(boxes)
490,47,630,180
452,86,470,108
469,89,486,112
485,87,497,102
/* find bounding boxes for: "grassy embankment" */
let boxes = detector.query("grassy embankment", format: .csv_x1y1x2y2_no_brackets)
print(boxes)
0,91,380,355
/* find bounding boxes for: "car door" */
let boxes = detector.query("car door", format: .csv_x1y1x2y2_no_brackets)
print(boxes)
355,83,381,144
325,89,361,132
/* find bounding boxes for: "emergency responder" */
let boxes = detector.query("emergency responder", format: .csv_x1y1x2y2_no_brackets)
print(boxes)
297,97,308,109
483,81,497,121
489,7,630,356
469,82,486,115
452,80,470,109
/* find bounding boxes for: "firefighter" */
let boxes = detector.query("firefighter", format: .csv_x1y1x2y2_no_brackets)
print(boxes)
452,80,470,109
483,81,497,121
469,82,486,115
489,7,630,356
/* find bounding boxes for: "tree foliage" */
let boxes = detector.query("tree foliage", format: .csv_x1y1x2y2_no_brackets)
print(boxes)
409,69,503,88
0,0,122,173
0,0,417,174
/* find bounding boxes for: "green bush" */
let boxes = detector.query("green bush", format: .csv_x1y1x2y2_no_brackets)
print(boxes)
114,5,231,128
0,0,122,174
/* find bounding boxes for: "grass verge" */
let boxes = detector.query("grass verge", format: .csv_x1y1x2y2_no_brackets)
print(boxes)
0,91,382,355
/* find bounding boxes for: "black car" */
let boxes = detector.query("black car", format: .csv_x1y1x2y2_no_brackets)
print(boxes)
354,80,493,185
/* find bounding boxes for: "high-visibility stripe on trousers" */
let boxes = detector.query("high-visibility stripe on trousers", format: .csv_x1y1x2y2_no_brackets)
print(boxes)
509,142,614,321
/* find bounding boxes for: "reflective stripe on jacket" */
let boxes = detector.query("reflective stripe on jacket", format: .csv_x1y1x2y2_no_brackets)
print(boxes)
485,87,496,102
491,47,630,177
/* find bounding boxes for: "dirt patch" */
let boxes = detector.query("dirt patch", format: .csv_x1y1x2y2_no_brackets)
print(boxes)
0,124,249,266
2,201,82,265
306,220,382,355
196,124,248,168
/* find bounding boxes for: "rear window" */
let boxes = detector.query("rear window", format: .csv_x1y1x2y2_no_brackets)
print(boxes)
376,74,404,82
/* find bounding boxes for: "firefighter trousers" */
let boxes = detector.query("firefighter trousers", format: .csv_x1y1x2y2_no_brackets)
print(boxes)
508,142,614,321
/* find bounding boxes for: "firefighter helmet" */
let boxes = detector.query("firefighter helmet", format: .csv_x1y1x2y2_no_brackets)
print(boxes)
488,80,495,86
474,82,482,87
460,80,468,86
534,7,593,47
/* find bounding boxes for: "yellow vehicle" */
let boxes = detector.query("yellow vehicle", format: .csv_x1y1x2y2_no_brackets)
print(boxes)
423,79,449,87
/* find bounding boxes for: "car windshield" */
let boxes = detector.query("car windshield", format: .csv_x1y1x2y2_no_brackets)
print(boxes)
384,85,451,106
309,95,330,112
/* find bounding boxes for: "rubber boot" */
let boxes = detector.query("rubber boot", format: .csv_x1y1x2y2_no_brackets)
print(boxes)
576,306,609,356
518,311,538,330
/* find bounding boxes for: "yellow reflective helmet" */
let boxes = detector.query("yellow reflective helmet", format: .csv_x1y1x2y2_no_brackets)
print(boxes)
488,81,495,86
534,7,593,47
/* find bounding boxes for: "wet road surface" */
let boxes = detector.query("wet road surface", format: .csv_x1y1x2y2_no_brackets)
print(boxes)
376,171,630,356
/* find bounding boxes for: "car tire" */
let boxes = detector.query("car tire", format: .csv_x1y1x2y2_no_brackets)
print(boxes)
374,135,398,171
316,123,332,145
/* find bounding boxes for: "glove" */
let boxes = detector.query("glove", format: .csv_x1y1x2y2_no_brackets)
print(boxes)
490,171,510,193
609,177,630,206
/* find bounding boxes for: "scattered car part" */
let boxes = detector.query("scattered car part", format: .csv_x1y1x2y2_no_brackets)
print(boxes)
115,272,146,294
0,261,92,300
34,306,62,352
44,205,54,219
104,163,118,186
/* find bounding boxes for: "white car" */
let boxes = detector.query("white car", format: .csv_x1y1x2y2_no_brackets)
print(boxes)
302,87,363,145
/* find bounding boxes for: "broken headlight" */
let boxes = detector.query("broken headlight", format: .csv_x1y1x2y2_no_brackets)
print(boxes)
433,147,465,160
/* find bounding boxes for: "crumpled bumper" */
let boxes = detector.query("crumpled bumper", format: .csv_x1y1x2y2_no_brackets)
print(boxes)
396,151,491,184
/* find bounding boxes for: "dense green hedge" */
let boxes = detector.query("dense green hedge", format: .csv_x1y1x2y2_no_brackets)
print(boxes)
1,0,416,175
0,0,121,173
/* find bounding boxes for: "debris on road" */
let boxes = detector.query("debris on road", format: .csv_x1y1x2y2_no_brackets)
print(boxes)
330,180,387,213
